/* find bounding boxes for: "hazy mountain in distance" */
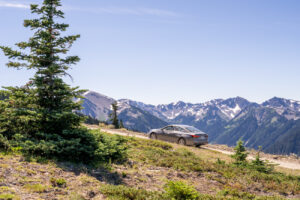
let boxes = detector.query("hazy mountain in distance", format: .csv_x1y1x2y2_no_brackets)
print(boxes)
262,97,300,120
79,91,300,155
79,91,169,132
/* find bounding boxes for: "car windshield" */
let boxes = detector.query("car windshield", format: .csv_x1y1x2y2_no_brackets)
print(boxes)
183,126,200,133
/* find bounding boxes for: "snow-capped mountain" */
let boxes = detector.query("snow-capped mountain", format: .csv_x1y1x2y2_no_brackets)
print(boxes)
79,91,300,155
262,97,300,120
121,97,250,123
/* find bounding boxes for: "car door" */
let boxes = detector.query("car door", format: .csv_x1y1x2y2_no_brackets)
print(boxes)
160,126,174,141
172,126,189,142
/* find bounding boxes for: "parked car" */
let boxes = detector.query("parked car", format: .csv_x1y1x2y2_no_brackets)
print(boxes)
148,125,208,147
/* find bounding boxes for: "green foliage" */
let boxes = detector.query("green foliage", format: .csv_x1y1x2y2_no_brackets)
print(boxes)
99,184,166,200
0,193,16,200
231,139,248,165
164,181,200,200
0,0,84,135
249,147,274,173
127,136,300,196
99,182,287,200
50,177,67,188
93,131,128,163
119,120,124,129
0,0,127,164
110,102,120,129
0,134,10,150
0,129,128,164
217,187,255,199
216,158,226,165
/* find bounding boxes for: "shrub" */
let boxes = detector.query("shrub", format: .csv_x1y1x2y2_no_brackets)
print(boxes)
99,184,165,200
93,131,128,163
1,129,128,164
217,187,255,199
164,181,200,200
231,139,248,166
216,158,226,165
24,184,48,193
249,147,274,173
0,134,10,150
0,193,16,200
50,177,67,188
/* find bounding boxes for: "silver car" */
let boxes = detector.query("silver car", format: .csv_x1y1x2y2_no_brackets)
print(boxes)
148,125,208,147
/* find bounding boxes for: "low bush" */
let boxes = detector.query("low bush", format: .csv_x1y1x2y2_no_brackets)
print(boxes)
248,148,274,174
50,177,67,188
0,129,128,164
0,193,16,200
164,181,200,200
99,184,165,200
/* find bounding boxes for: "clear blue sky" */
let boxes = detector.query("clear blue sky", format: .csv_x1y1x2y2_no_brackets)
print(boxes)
1,0,300,105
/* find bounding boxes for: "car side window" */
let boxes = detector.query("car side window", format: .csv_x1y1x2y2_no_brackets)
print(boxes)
163,126,173,131
174,127,182,131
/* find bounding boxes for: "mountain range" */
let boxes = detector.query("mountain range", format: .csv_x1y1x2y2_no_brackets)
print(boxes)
79,91,300,156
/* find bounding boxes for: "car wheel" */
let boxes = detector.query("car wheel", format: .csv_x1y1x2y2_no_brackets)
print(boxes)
150,133,157,140
178,138,186,145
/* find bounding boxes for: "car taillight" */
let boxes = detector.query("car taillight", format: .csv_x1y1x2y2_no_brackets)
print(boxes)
191,135,200,138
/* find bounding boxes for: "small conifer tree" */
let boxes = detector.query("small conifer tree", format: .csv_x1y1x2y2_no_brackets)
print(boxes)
231,139,248,165
110,102,120,129
250,146,274,173
119,119,124,129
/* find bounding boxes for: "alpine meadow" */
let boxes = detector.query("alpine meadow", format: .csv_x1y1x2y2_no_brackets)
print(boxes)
0,0,299,200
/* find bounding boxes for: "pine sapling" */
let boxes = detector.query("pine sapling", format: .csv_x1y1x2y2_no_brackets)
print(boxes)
231,139,248,166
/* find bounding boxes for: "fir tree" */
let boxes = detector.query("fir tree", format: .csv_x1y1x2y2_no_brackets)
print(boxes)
110,102,120,129
231,139,248,165
250,146,274,173
0,0,84,133
0,0,96,161
119,119,124,129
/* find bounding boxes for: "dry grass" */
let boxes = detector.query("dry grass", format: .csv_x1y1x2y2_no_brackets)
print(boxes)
1,128,300,200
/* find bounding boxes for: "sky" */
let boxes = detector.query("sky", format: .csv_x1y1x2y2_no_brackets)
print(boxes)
0,0,300,105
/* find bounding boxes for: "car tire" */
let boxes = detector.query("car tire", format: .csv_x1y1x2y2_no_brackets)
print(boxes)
150,133,157,140
178,138,186,146
195,144,201,148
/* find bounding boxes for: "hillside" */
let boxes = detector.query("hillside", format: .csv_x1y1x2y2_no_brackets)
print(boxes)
79,91,300,156
1,129,300,200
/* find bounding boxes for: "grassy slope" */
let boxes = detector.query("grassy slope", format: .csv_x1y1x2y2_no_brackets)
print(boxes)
0,129,299,200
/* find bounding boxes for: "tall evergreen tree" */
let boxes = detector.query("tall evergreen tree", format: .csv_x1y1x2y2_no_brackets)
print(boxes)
110,102,120,129
0,0,98,161
0,0,84,134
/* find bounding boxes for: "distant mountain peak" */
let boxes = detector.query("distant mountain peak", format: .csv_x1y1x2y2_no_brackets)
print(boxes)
79,91,300,156
262,97,300,120
84,90,115,102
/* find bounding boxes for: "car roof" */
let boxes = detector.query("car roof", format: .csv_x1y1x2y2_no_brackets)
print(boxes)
169,124,194,128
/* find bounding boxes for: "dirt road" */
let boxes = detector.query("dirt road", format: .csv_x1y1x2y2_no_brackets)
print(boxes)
97,127,300,170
